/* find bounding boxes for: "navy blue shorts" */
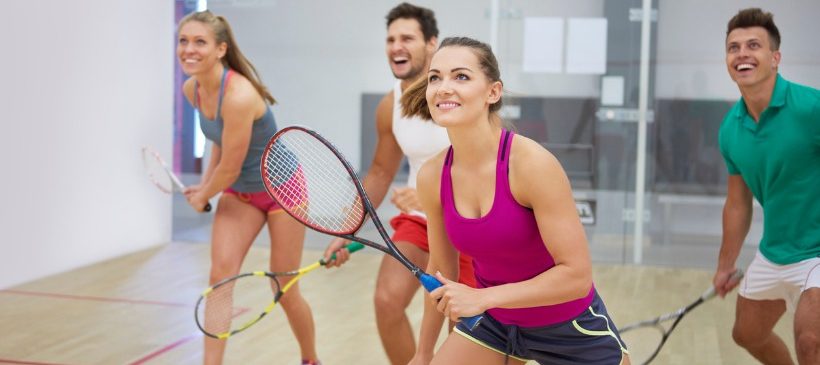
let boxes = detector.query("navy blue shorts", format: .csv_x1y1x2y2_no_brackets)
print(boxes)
454,291,627,364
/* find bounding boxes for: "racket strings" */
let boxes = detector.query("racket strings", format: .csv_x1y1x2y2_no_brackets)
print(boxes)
142,148,174,193
197,275,280,336
262,133,365,234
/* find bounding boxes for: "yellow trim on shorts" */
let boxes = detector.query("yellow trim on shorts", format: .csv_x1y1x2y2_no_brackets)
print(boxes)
453,327,531,362
571,306,629,354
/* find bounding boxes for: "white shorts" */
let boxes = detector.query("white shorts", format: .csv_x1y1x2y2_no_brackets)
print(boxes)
739,250,820,311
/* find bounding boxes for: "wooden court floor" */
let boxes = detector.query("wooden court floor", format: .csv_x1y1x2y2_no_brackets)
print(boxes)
0,243,794,364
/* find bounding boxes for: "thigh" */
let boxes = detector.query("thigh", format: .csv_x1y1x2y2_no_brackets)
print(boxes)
740,252,787,300
432,332,526,365
209,194,266,281
266,211,307,273
794,287,820,339
374,241,428,304
735,295,787,334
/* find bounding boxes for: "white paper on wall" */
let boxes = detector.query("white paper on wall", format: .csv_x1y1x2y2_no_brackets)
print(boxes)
522,17,564,73
566,18,608,75
601,75,624,106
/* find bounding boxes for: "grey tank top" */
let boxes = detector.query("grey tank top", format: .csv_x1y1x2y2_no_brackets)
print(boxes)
196,68,278,192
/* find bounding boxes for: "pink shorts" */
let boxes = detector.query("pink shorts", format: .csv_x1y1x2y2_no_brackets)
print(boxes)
223,188,283,214
390,213,476,287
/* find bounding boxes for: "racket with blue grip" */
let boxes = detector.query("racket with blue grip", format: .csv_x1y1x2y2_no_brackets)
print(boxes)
260,126,483,329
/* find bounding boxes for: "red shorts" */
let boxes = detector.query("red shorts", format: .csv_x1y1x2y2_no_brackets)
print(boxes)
223,188,284,214
390,213,476,287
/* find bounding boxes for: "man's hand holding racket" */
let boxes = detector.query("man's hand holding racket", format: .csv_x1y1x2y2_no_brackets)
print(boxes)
713,267,744,298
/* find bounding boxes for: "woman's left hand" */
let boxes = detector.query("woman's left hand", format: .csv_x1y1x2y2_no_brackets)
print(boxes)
187,192,210,212
430,271,487,322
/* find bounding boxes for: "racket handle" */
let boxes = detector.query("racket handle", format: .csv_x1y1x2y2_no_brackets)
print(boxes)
204,202,212,212
703,268,745,299
323,241,365,263
418,273,483,330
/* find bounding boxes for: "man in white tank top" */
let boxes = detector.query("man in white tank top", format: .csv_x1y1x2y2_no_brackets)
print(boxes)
322,4,475,365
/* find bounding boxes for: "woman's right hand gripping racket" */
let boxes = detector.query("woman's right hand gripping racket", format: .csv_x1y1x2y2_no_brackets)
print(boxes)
141,146,211,212
619,269,744,364
260,126,483,329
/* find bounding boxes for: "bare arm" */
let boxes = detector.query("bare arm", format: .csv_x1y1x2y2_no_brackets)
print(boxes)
323,91,405,264
201,143,220,185
413,154,458,360
714,174,753,297
360,91,405,207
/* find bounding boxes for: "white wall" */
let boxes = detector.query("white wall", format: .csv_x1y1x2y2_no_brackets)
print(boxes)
0,1,175,288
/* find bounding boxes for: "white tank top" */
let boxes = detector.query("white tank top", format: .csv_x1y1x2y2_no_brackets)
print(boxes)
392,80,451,189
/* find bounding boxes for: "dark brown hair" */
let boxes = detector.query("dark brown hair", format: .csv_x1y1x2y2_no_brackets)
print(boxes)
179,11,276,104
401,37,503,120
386,3,438,42
726,8,781,50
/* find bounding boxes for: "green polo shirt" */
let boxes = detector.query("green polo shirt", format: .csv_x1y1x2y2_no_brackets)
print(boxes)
719,74,820,265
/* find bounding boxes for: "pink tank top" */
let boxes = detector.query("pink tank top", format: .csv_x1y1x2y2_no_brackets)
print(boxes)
441,129,593,327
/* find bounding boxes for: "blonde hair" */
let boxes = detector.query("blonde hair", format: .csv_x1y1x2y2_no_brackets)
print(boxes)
179,11,276,105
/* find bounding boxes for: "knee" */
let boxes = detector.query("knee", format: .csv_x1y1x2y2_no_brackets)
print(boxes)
373,287,407,318
277,285,306,308
732,322,780,350
208,265,238,285
732,325,764,349
795,329,819,359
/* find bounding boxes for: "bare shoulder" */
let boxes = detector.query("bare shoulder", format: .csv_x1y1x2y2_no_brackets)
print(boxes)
181,78,196,105
508,134,569,205
509,134,562,174
375,90,394,126
416,149,448,199
221,73,262,114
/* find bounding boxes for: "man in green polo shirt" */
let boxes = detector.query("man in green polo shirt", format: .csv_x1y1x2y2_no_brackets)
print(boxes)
713,8,820,364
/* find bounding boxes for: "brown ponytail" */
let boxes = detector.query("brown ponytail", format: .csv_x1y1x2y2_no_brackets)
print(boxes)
400,76,431,119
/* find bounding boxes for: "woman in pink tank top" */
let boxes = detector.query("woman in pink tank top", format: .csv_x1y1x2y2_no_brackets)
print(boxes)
401,37,630,365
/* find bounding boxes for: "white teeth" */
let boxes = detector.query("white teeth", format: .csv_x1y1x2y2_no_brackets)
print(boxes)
393,57,408,62
737,63,754,71
438,102,459,109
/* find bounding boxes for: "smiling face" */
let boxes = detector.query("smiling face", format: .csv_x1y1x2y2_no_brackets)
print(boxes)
177,20,227,76
425,46,501,127
725,26,780,89
386,18,436,81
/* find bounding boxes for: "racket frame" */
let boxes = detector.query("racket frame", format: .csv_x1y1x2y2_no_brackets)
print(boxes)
142,146,211,212
194,242,365,339
620,269,745,364
260,126,483,329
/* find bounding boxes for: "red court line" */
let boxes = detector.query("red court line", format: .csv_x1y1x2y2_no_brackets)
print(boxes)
0,291,255,364
0,359,67,365
128,333,201,365
0,289,189,308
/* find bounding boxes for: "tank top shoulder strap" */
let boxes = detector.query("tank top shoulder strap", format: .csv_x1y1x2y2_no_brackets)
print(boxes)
194,80,200,108
496,129,514,189
193,68,232,119
215,68,232,119
440,146,455,207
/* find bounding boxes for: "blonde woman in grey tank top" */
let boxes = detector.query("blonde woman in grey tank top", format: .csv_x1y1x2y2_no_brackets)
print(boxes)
177,11,321,365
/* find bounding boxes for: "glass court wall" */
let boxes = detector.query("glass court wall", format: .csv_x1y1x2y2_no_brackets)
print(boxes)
175,0,819,268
